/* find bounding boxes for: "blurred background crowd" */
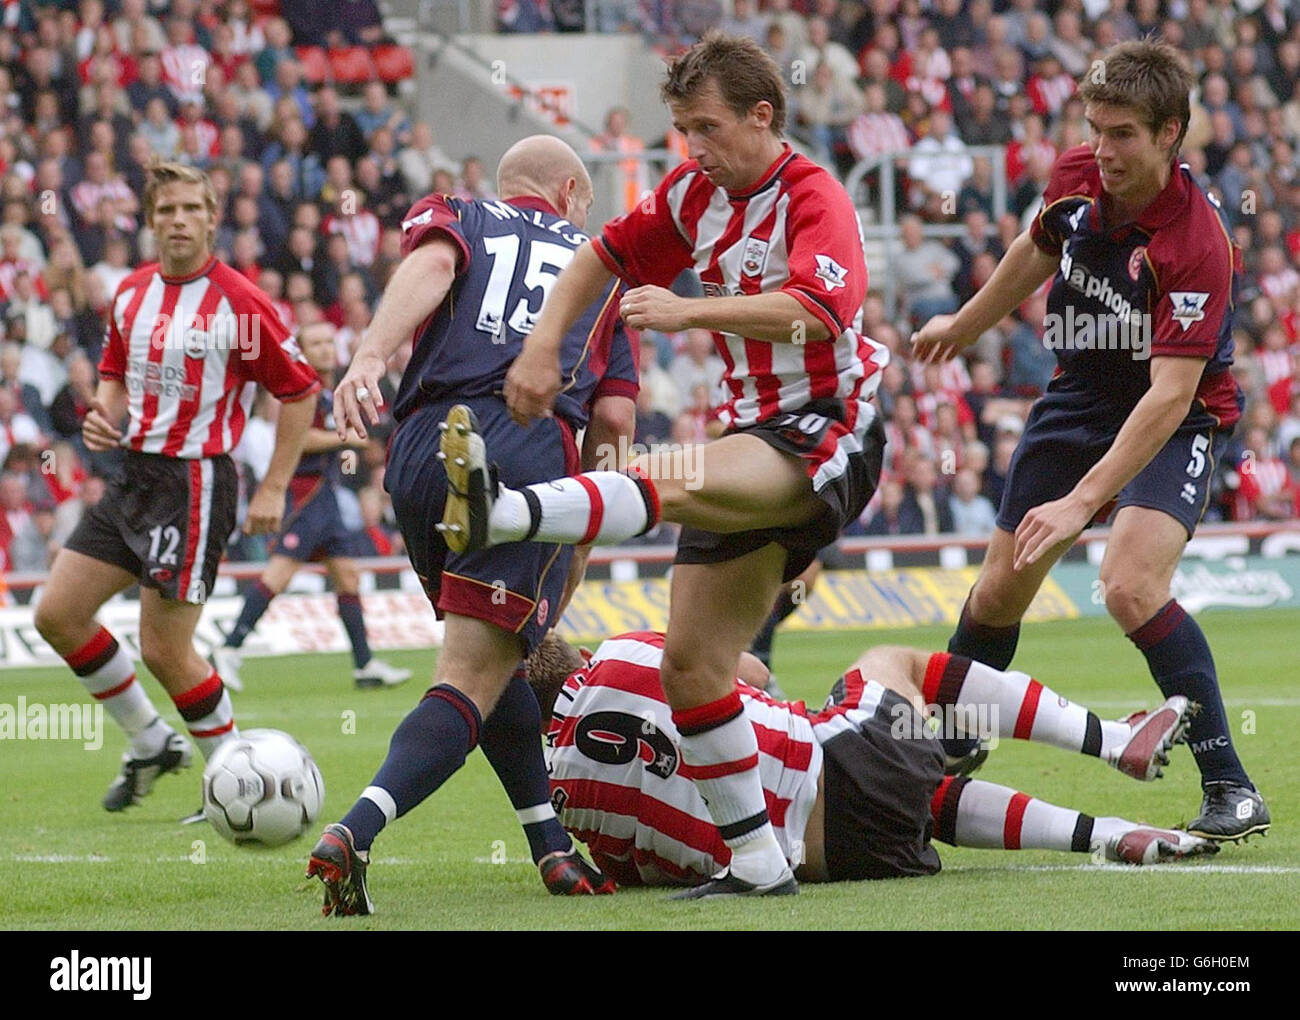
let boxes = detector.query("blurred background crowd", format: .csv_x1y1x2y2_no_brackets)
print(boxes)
1,0,1298,579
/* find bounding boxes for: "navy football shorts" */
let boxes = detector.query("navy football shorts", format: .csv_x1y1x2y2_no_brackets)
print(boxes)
996,385,1229,538
386,395,579,655
819,675,945,881
272,479,364,561
64,451,237,604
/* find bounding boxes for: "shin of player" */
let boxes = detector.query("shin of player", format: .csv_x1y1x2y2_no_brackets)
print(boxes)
34,162,319,811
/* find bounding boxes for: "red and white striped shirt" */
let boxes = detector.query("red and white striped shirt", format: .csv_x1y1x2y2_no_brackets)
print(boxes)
99,256,319,458
545,631,823,887
593,146,888,436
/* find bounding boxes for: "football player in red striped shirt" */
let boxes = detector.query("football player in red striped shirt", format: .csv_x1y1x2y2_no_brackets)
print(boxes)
441,34,890,898
35,162,320,813
527,632,1218,886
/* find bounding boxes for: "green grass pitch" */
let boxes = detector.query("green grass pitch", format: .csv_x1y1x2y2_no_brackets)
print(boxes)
2,608,1296,930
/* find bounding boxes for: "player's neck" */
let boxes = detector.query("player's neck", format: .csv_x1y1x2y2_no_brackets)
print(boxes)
160,249,214,281
1104,161,1172,226
731,137,788,194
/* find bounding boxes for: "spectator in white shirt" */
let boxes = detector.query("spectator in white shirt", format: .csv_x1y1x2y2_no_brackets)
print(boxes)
949,467,997,535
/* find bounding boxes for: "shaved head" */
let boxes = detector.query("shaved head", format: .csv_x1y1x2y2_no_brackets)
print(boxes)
497,135,593,226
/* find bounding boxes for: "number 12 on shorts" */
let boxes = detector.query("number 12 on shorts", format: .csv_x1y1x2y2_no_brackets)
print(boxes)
148,524,181,566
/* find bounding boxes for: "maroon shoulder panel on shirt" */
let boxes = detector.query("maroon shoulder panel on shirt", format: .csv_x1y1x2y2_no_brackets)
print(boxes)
1030,144,1099,254
400,193,471,272
1143,182,1235,359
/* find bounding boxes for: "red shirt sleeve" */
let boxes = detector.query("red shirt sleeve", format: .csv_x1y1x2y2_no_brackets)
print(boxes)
780,173,868,339
400,193,471,272
98,293,127,381
1149,222,1234,359
592,163,697,288
593,316,640,403
1029,144,1096,256
220,271,320,402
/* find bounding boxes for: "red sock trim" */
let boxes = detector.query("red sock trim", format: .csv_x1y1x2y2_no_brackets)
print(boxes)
173,670,223,711
1012,678,1043,740
679,753,760,781
672,690,744,736
92,673,137,700
931,775,968,845
1003,792,1031,849
66,627,115,672
424,685,481,749
626,463,661,529
190,720,236,738
1126,599,1186,651
922,653,950,704
841,667,866,708
577,475,604,545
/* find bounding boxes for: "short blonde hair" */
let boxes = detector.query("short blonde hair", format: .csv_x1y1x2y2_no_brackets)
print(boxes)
144,160,218,222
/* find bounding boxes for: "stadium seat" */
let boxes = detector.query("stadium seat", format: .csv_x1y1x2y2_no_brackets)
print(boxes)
295,46,330,85
328,47,377,85
372,45,415,83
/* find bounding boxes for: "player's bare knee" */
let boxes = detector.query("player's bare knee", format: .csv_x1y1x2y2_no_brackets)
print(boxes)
33,598,75,649
852,645,926,701
632,452,687,515
1101,574,1167,632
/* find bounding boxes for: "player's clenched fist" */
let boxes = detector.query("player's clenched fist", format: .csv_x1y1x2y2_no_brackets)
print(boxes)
504,341,561,425
81,399,124,452
620,285,691,332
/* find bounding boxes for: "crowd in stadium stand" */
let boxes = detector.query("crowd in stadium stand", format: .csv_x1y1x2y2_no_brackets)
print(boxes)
2,1,1300,578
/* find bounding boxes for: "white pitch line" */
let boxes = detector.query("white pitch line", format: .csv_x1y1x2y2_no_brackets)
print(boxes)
13,855,1295,876
946,864,1300,875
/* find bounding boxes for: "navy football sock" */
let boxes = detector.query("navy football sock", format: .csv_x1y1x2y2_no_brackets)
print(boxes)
480,668,572,862
947,597,1021,669
943,598,1020,758
226,581,274,648
336,594,372,669
340,685,482,851
1127,600,1252,789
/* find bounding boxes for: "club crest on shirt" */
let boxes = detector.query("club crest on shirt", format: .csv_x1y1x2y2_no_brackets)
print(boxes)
814,253,848,292
183,327,208,359
1169,291,1210,331
741,237,769,277
1127,246,1146,281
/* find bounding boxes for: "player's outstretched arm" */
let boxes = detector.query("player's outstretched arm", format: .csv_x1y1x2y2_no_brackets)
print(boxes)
505,242,613,426
82,378,128,452
335,237,458,439
1013,355,1205,569
245,393,317,535
912,229,1058,363
620,288,830,343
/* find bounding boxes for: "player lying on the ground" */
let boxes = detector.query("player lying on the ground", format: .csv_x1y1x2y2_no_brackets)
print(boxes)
212,321,410,692
523,631,1217,886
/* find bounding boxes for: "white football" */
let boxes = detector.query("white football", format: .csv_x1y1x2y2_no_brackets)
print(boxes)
202,729,324,847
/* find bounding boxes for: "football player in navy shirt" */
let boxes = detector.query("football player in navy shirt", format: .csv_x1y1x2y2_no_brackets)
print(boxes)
913,40,1268,841
307,136,637,914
